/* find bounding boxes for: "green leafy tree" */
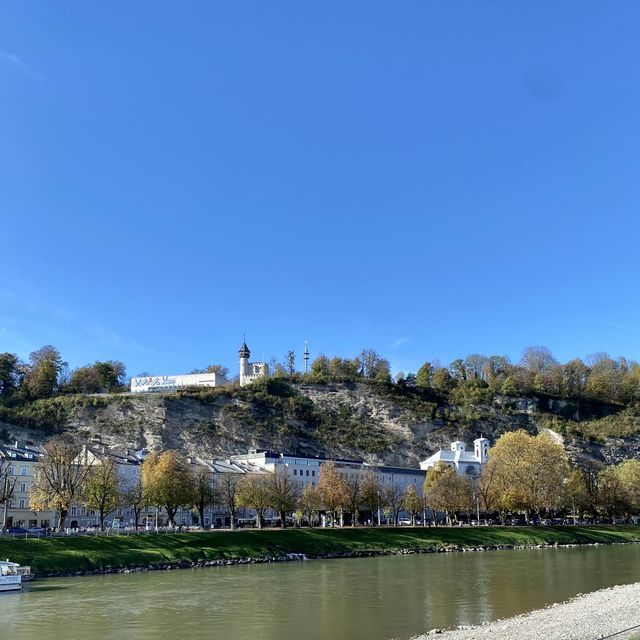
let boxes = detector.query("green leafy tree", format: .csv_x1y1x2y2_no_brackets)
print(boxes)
0,353,22,396
25,345,66,399
121,475,148,530
415,362,434,389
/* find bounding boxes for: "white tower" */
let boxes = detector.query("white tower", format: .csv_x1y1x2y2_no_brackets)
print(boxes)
474,437,490,463
239,341,251,386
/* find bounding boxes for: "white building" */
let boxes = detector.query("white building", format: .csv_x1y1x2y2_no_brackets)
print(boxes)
419,437,490,476
239,342,268,386
130,371,228,393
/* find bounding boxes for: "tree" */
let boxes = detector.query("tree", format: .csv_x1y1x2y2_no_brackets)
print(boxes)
67,367,104,394
25,345,66,399
415,362,434,389
310,354,331,380
141,450,195,527
483,430,569,521
597,466,626,522
300,484,322,527
0,457,17,531
431,368,454,394
287,351,295,376
401,485,423,525
0,353,22,396
269,467,301,527
360,469,382,525
383,484,403,526
30,436,92,531
92,361,127,391
615,460,640,518
343,472,362,526
500,376,518,396
191,465,216,528
521,346,557,374
464,354,489,380
359,349,391,382
218,473,241,530
237,473,273,529
424,462,472,524
317,461,348,526
121,475,148,530
83,458,121,529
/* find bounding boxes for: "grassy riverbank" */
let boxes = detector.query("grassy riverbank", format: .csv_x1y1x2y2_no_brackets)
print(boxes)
2,525,640,575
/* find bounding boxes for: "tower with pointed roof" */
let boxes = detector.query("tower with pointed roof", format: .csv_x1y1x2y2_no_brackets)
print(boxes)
239,340,268,386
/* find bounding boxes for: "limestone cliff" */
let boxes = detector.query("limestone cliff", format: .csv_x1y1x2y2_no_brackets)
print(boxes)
1,380,638,466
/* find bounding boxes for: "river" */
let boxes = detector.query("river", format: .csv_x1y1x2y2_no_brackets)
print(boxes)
2,544,640,640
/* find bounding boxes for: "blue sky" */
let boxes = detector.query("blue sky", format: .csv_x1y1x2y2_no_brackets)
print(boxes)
1,1,639,378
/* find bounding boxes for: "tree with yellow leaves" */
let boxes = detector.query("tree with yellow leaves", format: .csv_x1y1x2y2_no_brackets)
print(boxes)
141,450,195,527
481,430,569,522
317,461,348,526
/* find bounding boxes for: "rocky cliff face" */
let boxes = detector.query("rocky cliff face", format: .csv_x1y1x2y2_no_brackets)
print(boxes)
1,381,638,466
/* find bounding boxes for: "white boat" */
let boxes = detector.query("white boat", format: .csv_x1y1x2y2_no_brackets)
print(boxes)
0,560,31,592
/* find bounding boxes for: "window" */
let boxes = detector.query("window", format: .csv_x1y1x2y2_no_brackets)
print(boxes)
311,470,315,477
8,466,14,475
293,469,297,476
19,482,27,493
20,467,28,476
71,507,77,516
306,470,309,476
19,499,26,508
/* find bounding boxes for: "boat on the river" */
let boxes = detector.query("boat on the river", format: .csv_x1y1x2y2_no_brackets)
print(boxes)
0,560,31,592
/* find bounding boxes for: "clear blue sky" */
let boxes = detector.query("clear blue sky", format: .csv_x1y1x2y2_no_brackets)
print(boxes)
1,1,639,378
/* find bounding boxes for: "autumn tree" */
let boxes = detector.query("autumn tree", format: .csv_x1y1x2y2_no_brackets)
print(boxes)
141,450,195,527
360,469,383,525
383,484,403,526
597,466,626,522
483,430,569,521
25,345,66,399
237,473,273,529
300,484,322,527
0,457,17,531
424,462,472,524
401,485,424,525
317,461,348,526
121,475,148,530
191,465,216,528
68,366,104,394
359,349,391,383
343,472,362,526
30,436,92,531
217,473,241,530
83,458,121,529
268,467,301,527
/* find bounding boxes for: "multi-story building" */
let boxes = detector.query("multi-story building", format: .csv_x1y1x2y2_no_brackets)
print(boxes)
0,441,53,530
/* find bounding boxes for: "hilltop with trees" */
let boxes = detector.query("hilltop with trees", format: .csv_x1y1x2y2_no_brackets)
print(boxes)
0,344,639,474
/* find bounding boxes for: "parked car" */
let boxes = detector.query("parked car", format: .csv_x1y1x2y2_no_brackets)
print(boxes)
398,518,412,525
26,527,46,534
7,527,27,534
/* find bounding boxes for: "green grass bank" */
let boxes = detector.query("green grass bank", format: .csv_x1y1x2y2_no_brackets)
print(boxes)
2,526,640,577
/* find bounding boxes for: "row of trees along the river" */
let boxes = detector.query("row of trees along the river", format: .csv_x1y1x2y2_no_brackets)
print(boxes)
6,430,640,532
2,344,640,407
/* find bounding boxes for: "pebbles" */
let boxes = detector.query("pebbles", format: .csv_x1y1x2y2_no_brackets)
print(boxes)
414,582,640,640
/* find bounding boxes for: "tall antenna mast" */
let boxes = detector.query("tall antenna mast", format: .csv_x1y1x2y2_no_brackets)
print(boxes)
304,340,310,374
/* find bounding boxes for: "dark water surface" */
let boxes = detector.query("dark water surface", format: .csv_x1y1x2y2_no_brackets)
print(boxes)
2,544,640,640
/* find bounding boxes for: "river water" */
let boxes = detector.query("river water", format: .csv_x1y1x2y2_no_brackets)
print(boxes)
2,544,640,640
